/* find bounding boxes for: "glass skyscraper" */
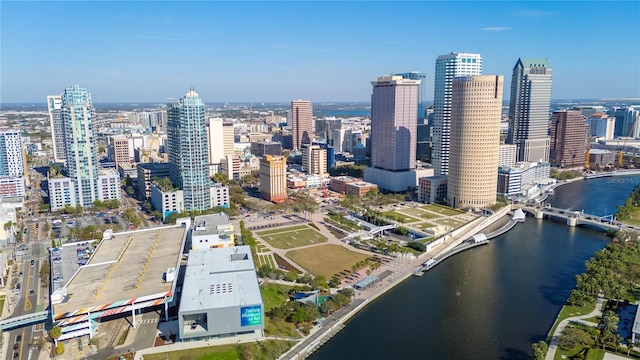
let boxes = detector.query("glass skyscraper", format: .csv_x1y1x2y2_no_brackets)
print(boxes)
61,85,99,207
167,89,211,211
397,72,430,162
432,52,482,176
507,58,552,162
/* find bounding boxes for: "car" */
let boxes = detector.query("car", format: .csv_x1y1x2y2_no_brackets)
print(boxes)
13,343,18,350
105,219,111,224
16,335,21,342
53,276,64,283
29,289,34,295
97,213,105,217
18,271,23,277
13,352,18,359
30,259,35,267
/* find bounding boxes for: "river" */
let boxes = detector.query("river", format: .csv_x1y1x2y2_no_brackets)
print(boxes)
309,176,638,360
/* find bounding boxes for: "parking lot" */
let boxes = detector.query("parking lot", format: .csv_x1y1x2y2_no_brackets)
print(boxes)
52,211,128,242
50,241,98,292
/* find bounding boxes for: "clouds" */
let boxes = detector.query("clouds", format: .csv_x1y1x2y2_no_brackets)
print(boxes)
481,27,512,32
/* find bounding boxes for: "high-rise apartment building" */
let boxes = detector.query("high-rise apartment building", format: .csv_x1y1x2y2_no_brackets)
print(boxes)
447,75,503,209
47,95,66,163
207,118,226,167
61,85,100,207
302,144,327,177
167,89,211,211
432,52,482,176
291,100,313,151
550,110,588,168
108,135,131,167
259,155,287,203
370,75,420,171
0,130,25,177
507,58,552,162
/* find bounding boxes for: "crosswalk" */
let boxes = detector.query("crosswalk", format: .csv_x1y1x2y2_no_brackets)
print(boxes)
136,318,159,325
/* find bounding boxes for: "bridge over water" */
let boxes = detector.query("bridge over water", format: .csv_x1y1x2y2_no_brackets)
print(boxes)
513,204,624,231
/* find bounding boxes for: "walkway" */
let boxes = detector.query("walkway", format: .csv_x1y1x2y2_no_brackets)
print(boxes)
545,297,605,360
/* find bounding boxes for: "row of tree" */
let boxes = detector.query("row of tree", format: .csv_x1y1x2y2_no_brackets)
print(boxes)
616,183,640,221
267,288,355,326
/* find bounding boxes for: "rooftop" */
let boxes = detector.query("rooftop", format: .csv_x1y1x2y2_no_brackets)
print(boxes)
193,213,232,236
53,225,187,316
589,149,614,155
179,246,261,312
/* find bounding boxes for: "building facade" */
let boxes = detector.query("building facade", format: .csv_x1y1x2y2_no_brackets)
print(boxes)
48,177,76,211
447,75,503,209
0,130,25,177
250,141,282,156
150,183,184,220
136,162,171,199
498,144,518,168
507,58,553,162
370,75,419,172
550,110,588,168
586,113,616,140
167,89,211,211
259,155,287,203
291,100,313,151
191,213,234,249
47,95,66,163
302,144,327,177
432,52,482,176
108,135,131,168
417,175,448,204
497,162,551,199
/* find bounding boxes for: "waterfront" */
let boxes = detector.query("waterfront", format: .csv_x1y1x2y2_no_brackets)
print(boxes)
310,176,637,360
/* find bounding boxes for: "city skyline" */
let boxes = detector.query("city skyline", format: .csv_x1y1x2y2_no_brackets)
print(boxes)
1,1,639,103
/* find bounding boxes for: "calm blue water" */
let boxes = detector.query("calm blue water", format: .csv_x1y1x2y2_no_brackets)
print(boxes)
310,176,638,360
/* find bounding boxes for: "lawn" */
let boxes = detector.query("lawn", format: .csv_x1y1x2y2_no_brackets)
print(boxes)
258,228,328,249
286,244,369,279
433,218,465,229
257,225,310,236
420,204,466,216
382,211,420,224
260,283,294,311
142,340,296,360
547,302,596,340
554,346,604,360
0,295,4,316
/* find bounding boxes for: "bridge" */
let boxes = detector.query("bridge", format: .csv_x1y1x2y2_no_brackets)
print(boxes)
584,169,640,180
513,205,624,231
368,223,397,236
0,311,48,331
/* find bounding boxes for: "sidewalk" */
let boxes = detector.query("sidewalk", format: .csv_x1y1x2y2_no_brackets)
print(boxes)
545,297,605,360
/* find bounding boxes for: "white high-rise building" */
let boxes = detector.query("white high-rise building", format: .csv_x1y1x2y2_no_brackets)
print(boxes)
47,95,66,163
0,130,25,177
432,52,482,176
507,58,553,162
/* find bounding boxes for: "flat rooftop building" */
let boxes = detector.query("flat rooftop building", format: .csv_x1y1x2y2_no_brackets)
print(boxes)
191,213,235,249
178,246,264,341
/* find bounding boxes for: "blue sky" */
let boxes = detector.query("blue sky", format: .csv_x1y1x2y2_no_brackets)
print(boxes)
1,1,639,103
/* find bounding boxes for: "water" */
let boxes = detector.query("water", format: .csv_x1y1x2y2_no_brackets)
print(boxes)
310,176,638,360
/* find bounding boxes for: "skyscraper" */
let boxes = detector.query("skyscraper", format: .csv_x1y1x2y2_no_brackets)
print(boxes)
507,58,552,162
397,71,430,162
0,130,25,177
432,52,482,175
550,110,588,168
302,144,327,177
47,95,66,163
447,75,503,209
61,85,99,207
167,89,211,211
370,75,420,171
291,100,313,151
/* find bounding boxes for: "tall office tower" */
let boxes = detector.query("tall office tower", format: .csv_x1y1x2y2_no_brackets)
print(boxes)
302,144,327,177
291,100,313,151
47,95,66,163
447,75,503,209
60,85,100,207
609,107,628,137
586,113,616,140
507,58,552,162
0,130,25,176
167,89,211,211
622,106,640,138
222,122,235,157
549,110,588,168
259,155,287,203
397,72,430,162
432,52,482,175
370,75,420,171
207,117,226,176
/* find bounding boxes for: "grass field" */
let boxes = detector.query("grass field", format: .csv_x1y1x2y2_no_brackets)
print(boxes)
261,283,294,311
382,211,420,223
420,204,466,216
258,227,328,249
143,340,296,360
547,302,597,341
286,244,369,279
433,218,465,228
257,225,310,236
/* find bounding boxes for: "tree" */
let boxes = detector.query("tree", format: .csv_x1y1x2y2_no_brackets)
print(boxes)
558,326,594,350
49,326,62,346
531,341,548,360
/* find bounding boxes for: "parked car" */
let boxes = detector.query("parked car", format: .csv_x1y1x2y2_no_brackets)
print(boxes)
30,259,35,267
53,276,64,283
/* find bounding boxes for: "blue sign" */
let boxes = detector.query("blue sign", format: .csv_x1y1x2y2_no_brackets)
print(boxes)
240,305,262,327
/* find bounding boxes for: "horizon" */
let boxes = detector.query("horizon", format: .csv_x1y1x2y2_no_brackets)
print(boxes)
1,2,639,102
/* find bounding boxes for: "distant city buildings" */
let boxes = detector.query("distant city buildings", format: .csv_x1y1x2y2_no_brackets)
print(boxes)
586,113,616,140
291,100,313,151
550,110,588,168
497,162,552,200
507,58,552,162
432,52,482,176
447,75,503,209
167,89,211,211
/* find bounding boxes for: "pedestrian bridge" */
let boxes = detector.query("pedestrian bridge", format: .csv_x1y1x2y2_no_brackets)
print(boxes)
513,205,623,231
0,311,48,331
